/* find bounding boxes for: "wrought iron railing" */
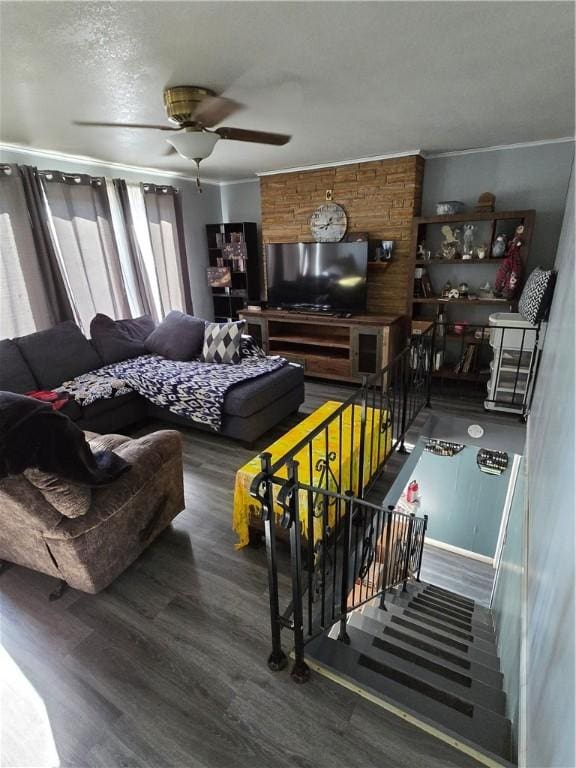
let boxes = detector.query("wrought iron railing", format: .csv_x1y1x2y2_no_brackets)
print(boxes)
249,341,431,681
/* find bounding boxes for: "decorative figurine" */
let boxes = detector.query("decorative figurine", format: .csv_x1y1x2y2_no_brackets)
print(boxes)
463,224,476,255
448,288,460,299
492,234,508,258
458,281,469,297
476,245,487,259
478,281,494,298
494,225,524,299
440,225,460,260
381,240,394,261
442,280,452,298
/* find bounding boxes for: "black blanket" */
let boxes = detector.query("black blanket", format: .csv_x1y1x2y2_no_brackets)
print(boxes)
0,392,130,486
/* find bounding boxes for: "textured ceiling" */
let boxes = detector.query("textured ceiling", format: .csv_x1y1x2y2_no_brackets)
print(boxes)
1,1,574,181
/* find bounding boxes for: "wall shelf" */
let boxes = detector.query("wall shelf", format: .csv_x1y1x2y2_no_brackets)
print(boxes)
413,297,512,305
205,221,260,321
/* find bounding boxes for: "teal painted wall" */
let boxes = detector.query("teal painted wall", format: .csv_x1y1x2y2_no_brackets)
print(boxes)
492,458,525,761
524,165,575,768
408,443,511,558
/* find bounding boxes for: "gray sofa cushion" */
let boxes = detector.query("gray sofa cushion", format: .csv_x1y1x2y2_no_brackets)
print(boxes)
223,363,303,418
15,321,102,390
0,339,37,393
145,311,206,361
90,313,156,365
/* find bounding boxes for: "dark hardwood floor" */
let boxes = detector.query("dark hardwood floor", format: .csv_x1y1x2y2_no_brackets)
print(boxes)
1,381,506,768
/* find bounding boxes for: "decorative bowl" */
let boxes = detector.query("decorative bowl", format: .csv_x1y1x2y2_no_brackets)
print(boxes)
436,201,464,216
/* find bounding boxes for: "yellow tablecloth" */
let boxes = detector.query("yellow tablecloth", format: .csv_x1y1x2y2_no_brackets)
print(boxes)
233,401,392,549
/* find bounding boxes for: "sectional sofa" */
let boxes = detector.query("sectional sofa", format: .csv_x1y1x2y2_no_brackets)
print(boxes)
0,318,305,443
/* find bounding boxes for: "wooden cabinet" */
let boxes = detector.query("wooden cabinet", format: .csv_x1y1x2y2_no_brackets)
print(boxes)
239,309,404,383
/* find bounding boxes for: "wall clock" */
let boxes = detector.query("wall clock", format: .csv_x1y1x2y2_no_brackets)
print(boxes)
310,203,347,242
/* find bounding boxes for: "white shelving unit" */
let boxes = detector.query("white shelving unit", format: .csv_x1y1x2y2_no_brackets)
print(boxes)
485,313,538,414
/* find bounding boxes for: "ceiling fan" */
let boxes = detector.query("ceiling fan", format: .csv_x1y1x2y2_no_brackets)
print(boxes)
74,85,291,190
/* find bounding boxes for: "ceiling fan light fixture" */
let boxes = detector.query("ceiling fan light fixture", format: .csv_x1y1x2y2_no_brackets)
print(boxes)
166,130,220,161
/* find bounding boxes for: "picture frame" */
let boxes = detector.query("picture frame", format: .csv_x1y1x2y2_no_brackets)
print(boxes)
207,266,232,288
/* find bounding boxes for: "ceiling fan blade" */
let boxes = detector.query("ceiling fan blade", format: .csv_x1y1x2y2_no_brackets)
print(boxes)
74,120,179,132
192,97,242,127
215,127,291,145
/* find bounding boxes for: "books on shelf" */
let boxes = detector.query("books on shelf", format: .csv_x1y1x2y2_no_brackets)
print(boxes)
454,342,478,374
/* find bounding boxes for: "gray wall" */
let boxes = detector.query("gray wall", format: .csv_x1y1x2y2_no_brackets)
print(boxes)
422,142,575,272
524,164,574,767
492,458,525,760
220,179,261,225
0,148,222,321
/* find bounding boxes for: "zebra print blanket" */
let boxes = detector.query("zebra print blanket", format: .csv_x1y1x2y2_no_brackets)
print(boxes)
59,349,287,431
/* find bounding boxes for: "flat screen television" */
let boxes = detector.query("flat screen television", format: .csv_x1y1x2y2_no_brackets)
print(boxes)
266,242,368,313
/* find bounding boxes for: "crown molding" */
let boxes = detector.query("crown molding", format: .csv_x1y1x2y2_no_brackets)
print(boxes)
0,142,222,185
424,137,575,159
256,150,423,176
219,177,259,186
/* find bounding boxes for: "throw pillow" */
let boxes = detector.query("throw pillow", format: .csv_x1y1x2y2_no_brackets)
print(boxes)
518,267,556,324
145,311,206,361
15,321,102,390
0,339,38,394
24,468,92,518
202,321,246,364
90,313,156,365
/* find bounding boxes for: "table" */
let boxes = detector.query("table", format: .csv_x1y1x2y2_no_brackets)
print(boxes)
233,400,392,549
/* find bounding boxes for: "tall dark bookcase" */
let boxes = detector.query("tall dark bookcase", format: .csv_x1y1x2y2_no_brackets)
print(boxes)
205,222,260,322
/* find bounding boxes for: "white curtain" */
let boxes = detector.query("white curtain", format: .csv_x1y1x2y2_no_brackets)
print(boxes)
125,182,163,320
105,178,145,317
0,168,56,337
142,185,189,318
41,173,131,333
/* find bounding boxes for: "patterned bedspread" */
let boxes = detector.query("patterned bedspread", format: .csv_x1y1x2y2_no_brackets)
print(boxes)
59,351,287,431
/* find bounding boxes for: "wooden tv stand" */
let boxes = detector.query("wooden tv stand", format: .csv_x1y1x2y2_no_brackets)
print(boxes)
239,309,405,382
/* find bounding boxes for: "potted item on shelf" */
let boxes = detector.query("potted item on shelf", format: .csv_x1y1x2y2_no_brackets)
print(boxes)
436,201,464,215
492,233,508,258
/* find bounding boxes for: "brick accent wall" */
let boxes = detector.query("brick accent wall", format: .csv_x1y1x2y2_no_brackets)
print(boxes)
260,154,425,316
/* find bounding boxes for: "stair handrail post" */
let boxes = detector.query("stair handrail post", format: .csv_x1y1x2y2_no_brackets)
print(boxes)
402,512,416,592
260,452,287,672
357,376,368,497
398,350,410,454
425,324,434,409
337,490,355,644
286,459,310,683
416,514,428,582
379,505,394,610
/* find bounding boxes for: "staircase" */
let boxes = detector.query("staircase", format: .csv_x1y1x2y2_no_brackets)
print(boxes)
305,580,513,767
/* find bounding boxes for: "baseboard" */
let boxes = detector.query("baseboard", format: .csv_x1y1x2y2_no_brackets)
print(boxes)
426,539,494,566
